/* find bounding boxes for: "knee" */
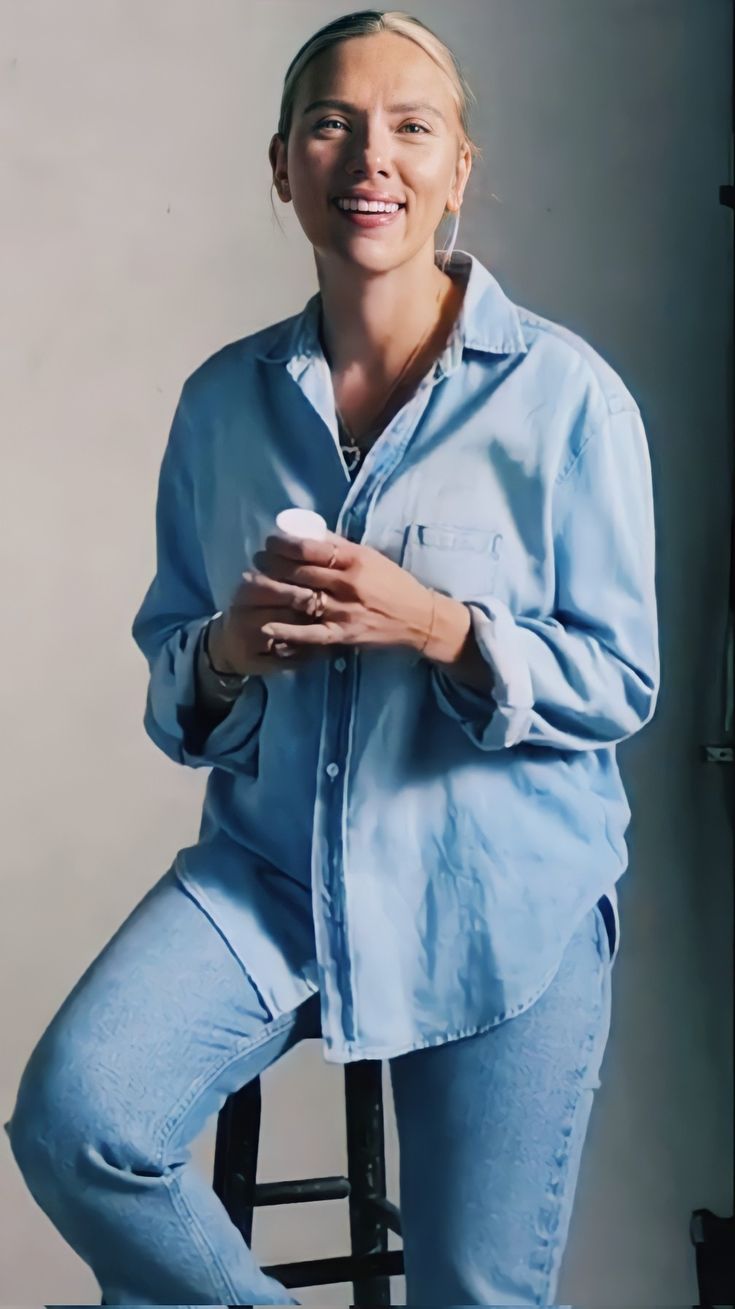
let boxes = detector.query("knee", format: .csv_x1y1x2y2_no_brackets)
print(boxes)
5,1027,84,1196
5,1019,141,1201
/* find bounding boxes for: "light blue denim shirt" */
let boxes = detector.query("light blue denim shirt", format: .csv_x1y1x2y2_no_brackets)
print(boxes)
131,248,659,1064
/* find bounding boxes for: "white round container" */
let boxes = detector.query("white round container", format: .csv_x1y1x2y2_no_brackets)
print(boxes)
275,508,328,541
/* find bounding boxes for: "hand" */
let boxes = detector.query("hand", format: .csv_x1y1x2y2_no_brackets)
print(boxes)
249,530,436,656
208,568,332,678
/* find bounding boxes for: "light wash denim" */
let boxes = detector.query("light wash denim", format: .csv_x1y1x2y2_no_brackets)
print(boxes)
129,246,656,1064
5,860,615,1307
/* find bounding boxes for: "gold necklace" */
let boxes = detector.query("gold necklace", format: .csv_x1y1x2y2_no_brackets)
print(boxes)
334,281,444,452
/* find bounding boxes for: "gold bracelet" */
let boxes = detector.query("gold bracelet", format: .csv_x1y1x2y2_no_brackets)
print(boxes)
417,588,437,656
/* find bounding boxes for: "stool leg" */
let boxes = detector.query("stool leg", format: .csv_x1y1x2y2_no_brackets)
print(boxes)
213,1076,261,1251
345,1060,391,1306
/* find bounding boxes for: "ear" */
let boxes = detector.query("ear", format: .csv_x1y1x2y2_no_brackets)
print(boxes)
448,139,472,212
269,133,289,194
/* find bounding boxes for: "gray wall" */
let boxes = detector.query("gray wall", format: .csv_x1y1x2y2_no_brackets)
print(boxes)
1,0,732,1303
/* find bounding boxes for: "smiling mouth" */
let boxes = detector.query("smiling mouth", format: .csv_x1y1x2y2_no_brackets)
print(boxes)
331,200,407,229
332,199,406,209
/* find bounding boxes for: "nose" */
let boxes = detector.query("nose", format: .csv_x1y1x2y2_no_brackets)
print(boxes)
344,119,394,179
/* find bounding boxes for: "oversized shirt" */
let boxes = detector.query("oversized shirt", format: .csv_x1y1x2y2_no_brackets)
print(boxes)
131,247,659,1064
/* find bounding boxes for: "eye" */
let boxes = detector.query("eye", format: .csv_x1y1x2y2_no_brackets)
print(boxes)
315,118,430,134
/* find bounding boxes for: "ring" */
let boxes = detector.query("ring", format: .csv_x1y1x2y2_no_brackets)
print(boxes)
311,589,327,618
327,540,339,569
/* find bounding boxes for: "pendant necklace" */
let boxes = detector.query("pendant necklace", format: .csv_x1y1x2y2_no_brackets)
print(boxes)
334,281,443,474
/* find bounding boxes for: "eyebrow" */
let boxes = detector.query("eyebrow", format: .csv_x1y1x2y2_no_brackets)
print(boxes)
302,98,446,125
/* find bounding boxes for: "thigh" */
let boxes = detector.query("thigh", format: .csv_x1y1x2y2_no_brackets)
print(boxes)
389,902,613,1308
8,864,321,1168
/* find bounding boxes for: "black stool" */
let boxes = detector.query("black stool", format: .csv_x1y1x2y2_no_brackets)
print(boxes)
213,1057,404,1305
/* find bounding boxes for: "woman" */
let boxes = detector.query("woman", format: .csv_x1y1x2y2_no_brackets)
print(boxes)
5,9,660,1306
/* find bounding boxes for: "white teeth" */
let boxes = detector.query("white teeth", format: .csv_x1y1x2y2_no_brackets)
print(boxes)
335,198,402,213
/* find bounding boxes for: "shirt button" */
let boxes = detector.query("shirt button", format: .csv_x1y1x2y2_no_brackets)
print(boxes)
326,762,340,778
334,657,347,672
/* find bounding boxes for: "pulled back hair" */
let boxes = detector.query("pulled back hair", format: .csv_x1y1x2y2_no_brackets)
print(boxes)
269,9,483,240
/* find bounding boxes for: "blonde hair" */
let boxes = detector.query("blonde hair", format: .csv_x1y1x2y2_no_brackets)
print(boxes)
269,9,482,235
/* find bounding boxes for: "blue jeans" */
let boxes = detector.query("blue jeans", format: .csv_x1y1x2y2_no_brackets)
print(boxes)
4,863,614,1307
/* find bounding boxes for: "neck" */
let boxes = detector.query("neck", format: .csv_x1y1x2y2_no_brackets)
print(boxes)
316,248,458,383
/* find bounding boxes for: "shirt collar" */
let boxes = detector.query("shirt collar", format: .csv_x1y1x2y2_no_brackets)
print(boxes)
252,247,528,377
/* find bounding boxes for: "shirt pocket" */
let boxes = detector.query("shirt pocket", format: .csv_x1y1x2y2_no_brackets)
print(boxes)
399,521,503,598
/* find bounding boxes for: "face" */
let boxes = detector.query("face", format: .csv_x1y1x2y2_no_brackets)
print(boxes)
269,31,471,271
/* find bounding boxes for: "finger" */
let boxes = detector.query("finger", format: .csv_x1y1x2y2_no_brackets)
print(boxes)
269,641,327,665
246,571,333,614
261,620,341,646
249,558,352,595
239,570,318,610
261,531,354,570
235,591,318,625
223,605,315,661
260,535,309,561
271,641,317,660
258,605,316,624
270,641,298,660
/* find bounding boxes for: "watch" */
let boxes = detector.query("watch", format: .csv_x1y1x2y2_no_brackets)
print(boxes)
201,617,252,697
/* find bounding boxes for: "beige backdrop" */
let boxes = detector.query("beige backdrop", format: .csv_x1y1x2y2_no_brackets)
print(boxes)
1,0,732,1304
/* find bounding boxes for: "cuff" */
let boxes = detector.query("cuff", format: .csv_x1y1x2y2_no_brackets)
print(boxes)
430,598,534,750
147,614,267,771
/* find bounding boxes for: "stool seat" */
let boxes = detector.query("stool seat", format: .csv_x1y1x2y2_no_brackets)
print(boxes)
213,1055,403,1305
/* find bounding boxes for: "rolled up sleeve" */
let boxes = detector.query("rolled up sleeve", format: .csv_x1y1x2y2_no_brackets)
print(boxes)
131,384,267,773
430,403,660,751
